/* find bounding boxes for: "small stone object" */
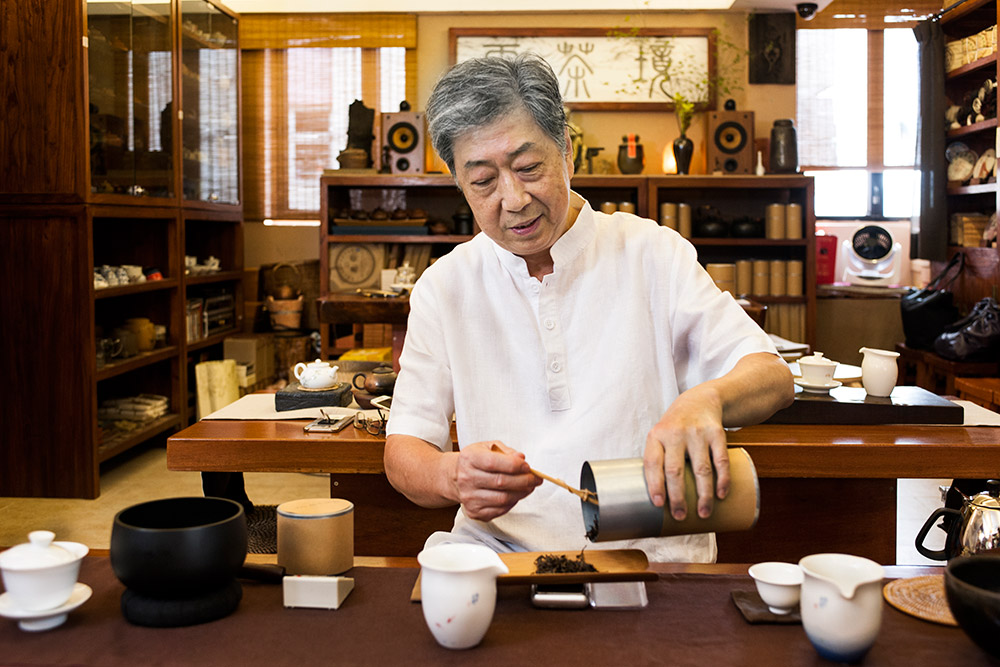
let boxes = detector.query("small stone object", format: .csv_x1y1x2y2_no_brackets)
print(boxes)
275,382,352,412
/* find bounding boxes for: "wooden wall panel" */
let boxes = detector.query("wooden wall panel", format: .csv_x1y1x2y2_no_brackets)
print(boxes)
0,209,97,497
0,1,86,198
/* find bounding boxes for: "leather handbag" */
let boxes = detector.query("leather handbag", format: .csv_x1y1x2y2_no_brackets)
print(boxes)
934,297,1000,361
900,252,964,349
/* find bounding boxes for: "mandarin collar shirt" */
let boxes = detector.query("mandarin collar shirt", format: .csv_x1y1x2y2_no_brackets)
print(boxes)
387,193,778,561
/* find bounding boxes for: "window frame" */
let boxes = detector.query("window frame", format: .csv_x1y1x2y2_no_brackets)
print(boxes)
798,27,918,221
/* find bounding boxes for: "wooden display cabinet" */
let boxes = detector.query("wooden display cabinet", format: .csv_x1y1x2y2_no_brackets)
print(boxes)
318,173,816,356
318,173,651,357
938,0,1000,325
648,175,817,347
0,0,242,498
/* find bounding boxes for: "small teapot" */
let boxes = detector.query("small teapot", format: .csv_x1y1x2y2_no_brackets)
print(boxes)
915,479,1000,560
293,359,339,390
353,365,396,395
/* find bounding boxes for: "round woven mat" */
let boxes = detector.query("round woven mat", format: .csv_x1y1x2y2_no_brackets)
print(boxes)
883,575,957,626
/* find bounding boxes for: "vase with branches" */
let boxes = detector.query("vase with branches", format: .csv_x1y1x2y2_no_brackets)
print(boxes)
672,93,696,174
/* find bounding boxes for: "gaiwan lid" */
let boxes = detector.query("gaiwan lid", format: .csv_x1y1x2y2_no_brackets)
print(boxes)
277,498,353,519
798,352,837,367
0,531,84,571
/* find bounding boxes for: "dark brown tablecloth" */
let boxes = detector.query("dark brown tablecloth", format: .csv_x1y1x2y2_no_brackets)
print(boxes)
1,558,996,666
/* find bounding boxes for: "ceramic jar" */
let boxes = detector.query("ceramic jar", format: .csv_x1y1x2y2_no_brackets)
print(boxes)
769,119,798,174
617,134,645,174
126,317,155,352
277,498,354,576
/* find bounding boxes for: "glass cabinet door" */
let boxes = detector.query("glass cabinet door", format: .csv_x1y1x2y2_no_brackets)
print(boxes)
88,0,174,198
181,0,239,204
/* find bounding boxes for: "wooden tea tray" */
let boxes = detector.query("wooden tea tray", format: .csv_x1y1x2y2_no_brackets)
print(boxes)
764,386,964,425
498,549,657,585
410,549,656,602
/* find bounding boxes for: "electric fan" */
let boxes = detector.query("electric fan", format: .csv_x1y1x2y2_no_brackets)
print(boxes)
839,224,903,286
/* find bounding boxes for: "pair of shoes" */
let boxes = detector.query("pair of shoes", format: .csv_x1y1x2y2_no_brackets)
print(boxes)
934,297,1000,361
944,296,993,333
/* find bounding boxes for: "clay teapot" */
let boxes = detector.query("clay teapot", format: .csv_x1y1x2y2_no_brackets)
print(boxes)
353,365,396,396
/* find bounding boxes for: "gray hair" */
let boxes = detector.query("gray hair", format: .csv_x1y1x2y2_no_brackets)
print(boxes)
426,53,568,175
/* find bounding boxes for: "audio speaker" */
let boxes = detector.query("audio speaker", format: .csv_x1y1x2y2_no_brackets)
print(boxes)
707,111,755,175
381,111,425,174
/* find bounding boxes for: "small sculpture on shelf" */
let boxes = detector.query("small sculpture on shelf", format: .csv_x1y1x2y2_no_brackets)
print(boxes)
337,100,375,170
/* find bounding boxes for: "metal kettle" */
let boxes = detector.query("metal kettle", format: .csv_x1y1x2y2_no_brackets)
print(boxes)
915,480,1000,560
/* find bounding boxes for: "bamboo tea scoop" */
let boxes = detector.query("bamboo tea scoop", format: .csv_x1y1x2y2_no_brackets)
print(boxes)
491,445,599,505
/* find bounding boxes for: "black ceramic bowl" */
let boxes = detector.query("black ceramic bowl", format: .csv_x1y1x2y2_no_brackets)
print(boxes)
944,554,1000,659
110,497,247,599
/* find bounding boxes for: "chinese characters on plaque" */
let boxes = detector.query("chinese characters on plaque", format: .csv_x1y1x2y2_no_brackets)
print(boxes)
453,30,712,109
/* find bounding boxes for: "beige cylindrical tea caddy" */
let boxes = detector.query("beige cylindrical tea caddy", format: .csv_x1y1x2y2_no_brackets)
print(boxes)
277,498,354,575
752,260,770,296
580,447,759,542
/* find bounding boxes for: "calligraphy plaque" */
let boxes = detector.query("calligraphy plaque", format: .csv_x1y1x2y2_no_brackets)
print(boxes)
450,28,717,111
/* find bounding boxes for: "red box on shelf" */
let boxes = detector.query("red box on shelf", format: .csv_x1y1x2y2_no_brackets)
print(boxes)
815,233,838,284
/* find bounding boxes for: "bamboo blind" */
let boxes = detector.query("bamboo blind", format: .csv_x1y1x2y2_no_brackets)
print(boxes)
241,13,416,50
241,14,416,221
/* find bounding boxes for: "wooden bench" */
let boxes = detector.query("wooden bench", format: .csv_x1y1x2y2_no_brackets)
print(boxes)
955,376,1000,411
894,342,999,395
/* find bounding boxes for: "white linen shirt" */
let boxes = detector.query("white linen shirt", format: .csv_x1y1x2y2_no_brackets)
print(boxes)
386,192,778,562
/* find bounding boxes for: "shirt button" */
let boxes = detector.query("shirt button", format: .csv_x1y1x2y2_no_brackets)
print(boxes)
544,318,555,330
550,360,562,372
531,283,540,293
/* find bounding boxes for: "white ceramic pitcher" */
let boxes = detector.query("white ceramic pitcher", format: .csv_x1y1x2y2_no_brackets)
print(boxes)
799,553,884,663
859,347,900,397
417,543,509,649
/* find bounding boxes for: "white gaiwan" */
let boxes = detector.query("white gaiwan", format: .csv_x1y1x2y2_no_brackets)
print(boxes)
0,530,90,631
293,359,340,390
795,352,841,393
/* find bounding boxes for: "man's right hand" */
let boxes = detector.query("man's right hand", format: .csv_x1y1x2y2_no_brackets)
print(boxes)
450,441,542,521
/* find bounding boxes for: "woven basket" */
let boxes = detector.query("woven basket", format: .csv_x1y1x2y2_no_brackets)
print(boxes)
265,295,303,331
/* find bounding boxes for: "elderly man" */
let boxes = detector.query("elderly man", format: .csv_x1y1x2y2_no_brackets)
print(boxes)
384,54,793,562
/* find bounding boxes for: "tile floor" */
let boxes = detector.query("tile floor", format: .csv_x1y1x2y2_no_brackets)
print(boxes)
0,443,328,551
0,444,950,565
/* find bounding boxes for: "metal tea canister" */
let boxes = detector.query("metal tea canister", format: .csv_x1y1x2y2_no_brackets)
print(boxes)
580,448,759,542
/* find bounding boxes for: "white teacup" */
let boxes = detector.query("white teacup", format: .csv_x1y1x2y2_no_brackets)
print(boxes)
748,561,803,614
799,553,884,663
417,543,508,649
797,352,837,385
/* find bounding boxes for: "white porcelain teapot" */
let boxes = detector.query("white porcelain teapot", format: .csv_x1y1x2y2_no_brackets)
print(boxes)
293,359,339,390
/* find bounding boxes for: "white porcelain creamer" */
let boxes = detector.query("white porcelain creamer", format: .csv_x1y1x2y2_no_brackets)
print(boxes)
417,543,508,649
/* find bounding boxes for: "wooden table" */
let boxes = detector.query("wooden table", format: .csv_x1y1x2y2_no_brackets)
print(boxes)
167,420,1000,563
4,556,992,666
